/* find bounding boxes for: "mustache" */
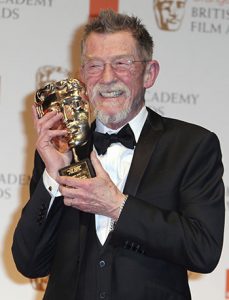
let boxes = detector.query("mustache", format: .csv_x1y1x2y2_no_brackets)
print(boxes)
91,82,130,98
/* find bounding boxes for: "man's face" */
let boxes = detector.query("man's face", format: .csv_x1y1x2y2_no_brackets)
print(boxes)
80,31,158,129
154,0,186,31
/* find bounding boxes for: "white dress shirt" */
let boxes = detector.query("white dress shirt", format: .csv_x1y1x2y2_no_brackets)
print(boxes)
43,106,148,245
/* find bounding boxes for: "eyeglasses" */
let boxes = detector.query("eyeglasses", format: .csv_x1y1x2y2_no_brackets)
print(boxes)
82,57,150,76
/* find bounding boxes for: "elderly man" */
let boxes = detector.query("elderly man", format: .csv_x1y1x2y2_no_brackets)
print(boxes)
12,9,224,300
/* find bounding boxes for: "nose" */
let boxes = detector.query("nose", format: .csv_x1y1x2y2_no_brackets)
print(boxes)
100,63,117,84
170,3,178,16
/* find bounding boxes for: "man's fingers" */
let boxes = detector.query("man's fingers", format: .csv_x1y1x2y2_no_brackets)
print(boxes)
33,107,65,136
58,175,81,189
32,105,39,121
63,197,73,207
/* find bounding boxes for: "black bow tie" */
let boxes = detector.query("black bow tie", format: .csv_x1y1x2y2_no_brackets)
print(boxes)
93,124,136,155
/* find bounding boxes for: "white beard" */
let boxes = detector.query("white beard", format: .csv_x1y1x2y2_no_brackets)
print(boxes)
95,106,131,126
90,82,131,126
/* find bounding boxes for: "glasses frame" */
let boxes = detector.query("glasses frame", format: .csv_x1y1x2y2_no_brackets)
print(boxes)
81,57,150,76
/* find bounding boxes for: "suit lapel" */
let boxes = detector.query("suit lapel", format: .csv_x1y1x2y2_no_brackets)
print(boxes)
124,108,164,196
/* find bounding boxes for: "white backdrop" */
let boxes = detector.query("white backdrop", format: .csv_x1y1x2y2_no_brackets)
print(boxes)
0,0,228,299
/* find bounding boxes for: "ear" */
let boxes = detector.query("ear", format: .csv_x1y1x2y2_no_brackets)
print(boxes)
143,60,160,89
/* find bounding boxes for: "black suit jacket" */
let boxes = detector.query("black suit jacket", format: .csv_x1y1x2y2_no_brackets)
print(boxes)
12,108,225,300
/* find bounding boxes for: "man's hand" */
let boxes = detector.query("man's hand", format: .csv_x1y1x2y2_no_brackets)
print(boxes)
33,105,72,180
57,151,126,220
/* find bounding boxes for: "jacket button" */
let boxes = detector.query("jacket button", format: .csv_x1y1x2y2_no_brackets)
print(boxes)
99,260,106,268
99,291,106,298
124,240,129,249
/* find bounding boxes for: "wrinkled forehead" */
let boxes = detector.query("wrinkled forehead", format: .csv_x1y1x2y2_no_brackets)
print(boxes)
82,31,139,58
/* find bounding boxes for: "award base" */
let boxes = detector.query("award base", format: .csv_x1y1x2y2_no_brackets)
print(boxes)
59,158,95,178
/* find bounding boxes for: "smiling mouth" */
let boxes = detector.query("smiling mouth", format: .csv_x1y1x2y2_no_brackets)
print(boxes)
168,19,179,24
100,90,123,98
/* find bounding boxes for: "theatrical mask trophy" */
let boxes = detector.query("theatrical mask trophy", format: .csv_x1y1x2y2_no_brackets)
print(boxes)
35,78,95,178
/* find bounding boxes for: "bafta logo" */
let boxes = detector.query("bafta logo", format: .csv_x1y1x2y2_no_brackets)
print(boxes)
36,65,70,89
153,0,187,31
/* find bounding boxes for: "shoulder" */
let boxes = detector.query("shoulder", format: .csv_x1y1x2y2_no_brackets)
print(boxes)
146,107,221,152
147,106,215,139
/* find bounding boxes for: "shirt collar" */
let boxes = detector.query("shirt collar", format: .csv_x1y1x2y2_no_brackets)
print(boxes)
95,106,148,143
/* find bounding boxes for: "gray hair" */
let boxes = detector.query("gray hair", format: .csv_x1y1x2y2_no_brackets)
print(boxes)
81,9,154,60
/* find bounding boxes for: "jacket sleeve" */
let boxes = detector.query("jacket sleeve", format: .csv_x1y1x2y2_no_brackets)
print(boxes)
12,151,64,278
111,132,225,273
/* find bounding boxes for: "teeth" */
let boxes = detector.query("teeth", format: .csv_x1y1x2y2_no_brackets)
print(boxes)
100,90,122,98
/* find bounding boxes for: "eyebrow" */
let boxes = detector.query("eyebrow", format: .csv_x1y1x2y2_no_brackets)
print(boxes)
83,54,136,62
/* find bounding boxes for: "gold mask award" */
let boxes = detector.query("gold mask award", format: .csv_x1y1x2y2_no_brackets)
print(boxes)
35,78,95,178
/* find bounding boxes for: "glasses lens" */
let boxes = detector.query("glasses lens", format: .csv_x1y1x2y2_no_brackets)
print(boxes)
113,58,132,72
83,58,137,75
84,61,103,75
